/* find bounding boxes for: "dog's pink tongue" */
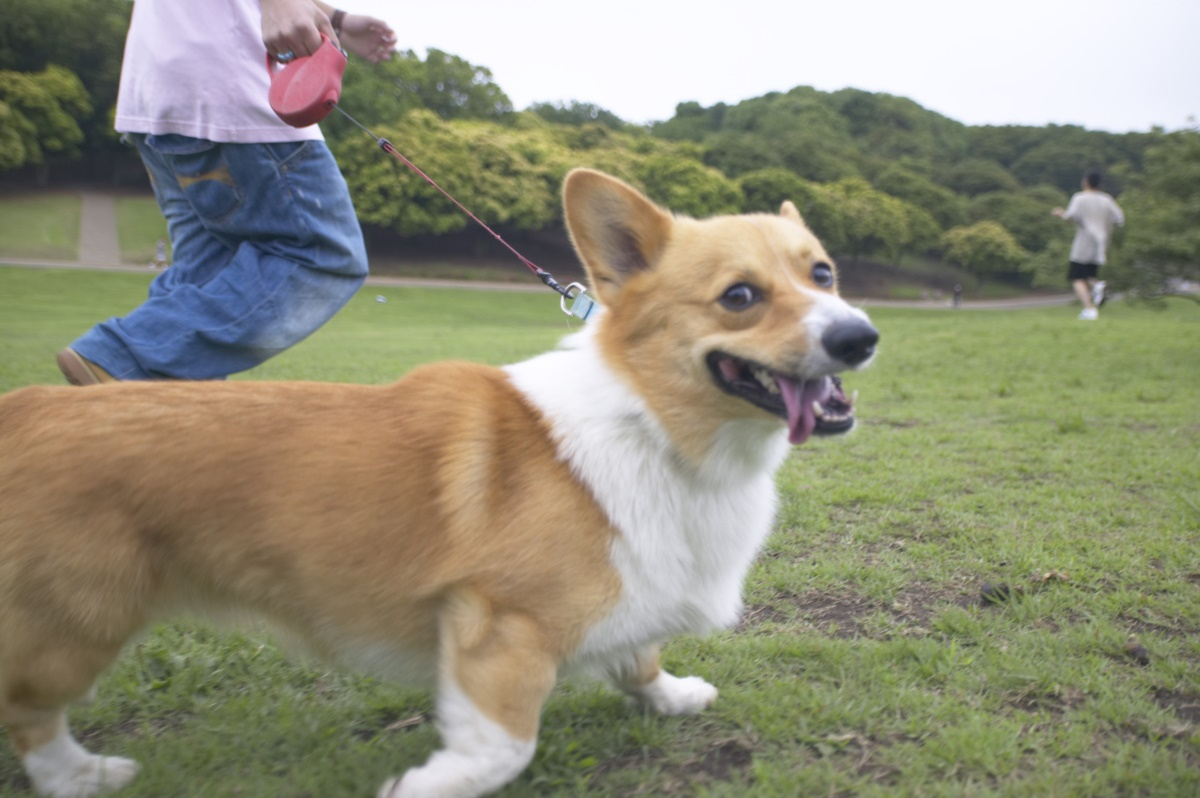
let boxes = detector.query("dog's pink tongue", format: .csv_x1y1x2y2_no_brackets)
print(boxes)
777,376,827,445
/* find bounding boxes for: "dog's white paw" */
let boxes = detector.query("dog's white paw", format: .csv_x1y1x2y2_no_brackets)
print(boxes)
377,765,488,798
636,672,718,716
376,760,506,798
376,740,537,798
32,755,140,798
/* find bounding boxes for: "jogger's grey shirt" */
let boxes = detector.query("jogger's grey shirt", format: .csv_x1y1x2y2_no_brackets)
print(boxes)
1063,190,1125,265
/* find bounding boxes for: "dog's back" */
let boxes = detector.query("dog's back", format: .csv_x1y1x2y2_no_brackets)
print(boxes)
0,367,623,663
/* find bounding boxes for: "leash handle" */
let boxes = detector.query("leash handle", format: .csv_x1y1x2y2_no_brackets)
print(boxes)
267,34,347,127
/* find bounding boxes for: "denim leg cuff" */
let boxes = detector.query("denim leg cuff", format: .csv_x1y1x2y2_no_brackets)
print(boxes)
70,136,367,380
70,327,153,381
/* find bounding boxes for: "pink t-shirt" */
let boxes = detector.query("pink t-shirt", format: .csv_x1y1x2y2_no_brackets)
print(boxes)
115,0,322,143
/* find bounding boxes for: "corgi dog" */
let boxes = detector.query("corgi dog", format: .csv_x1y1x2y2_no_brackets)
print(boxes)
0,169,877,798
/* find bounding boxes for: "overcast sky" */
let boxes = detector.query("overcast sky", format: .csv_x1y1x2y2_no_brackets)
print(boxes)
351,0,1197,134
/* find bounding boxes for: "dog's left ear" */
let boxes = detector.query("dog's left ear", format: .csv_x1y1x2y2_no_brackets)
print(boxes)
563,169,673,307
779,200,810,228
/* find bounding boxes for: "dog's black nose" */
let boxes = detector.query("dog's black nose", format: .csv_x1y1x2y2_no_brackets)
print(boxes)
822,319,879,366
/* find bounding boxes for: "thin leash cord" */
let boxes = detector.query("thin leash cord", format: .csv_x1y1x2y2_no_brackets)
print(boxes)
331,104,574,299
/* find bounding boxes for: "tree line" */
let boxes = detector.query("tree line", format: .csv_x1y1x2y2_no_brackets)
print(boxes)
2,0,1196,298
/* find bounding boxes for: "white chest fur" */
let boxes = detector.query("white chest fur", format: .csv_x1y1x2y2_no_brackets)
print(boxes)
504,325,790,668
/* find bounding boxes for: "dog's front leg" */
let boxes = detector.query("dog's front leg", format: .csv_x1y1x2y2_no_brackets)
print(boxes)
378,593,557,798
608,646,718,716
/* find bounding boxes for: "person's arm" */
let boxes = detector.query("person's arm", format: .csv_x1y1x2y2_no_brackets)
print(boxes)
1111,198,1125,228
1054,194,1081,222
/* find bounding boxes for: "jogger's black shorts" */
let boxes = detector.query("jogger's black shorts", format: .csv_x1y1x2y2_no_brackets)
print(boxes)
1068,261,1099,281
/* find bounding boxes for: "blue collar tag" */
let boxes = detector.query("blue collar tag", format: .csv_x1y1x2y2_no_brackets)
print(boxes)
561,283,597,321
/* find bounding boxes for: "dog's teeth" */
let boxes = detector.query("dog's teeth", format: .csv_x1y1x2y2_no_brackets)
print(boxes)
818,409,848,424
813,400,825,419
752,367,779,394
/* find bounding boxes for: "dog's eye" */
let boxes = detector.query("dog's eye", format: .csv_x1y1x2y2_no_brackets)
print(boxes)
812,262,835,288
719,283,762,311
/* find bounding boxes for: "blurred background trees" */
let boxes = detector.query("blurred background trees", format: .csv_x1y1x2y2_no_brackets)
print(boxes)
941,221,1029,292
0,0,128,179
1109,128,1200,302
2,0,1194,300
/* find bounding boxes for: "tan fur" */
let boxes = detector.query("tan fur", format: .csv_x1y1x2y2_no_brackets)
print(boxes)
606,646,663,693
0,169,869,796
564,170,839,463
0,369,620,747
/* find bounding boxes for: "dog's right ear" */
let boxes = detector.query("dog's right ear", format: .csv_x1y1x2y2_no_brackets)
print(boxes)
563,169,673,307
779,200,810,229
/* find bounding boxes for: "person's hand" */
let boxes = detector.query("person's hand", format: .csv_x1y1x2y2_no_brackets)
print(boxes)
1051,207,1065,218
337,14,398,63
261,0,333,60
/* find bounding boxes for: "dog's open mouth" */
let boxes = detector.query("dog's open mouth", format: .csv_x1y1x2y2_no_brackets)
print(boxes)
707,352,856,445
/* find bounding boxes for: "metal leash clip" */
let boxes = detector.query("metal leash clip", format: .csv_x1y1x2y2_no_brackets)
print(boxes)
561,283,597,321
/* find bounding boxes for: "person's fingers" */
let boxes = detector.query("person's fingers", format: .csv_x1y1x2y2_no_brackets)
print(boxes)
313,13,337,52
337,15,397,61
264,5,326,58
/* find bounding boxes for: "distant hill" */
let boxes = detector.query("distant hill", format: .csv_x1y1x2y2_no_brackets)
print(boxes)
650,85,1152,198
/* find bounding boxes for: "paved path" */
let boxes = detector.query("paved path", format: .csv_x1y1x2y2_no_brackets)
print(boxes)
0,257,1080,309
78,192,121,266
7,191,1077,310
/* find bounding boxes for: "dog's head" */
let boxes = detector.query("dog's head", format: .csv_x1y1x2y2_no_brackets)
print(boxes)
563,169,878,460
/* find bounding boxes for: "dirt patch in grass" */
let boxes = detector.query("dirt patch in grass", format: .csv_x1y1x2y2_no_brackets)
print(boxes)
79,711,191,746
791,592,874,637
588,749,680,796
589,737,756,795
736,602,790,631
657,737,757,795
739,585,972,638
1007,685,1088,717
1123,614,1196,640
587,749,659,781
736,590,870,636
676,737,755,782
1153,689,1200,726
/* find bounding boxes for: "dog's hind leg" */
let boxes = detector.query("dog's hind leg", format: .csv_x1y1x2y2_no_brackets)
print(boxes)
9,709,139,798
1,642,139,798
608,645,718,716
378,591,558,798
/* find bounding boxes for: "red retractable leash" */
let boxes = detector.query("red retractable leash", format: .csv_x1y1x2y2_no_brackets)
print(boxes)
267,37,596,321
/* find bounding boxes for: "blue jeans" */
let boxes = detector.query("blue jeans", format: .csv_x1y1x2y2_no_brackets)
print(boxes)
71,134,368,379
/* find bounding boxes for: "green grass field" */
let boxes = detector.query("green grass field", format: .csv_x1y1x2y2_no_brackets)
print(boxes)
0,194,80,260
115,196,170,264
1,265,1197,797
0,193,167,266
